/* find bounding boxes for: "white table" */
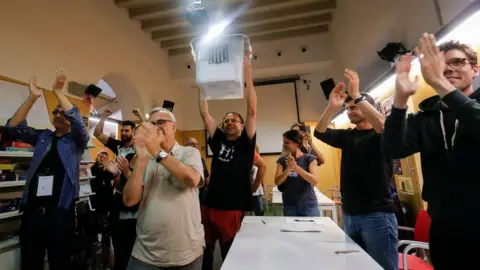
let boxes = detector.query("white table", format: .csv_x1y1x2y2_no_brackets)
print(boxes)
271,187,339,224
221,216,382,270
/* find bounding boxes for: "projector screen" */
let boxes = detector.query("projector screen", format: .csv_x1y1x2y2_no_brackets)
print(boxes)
206,82,298,155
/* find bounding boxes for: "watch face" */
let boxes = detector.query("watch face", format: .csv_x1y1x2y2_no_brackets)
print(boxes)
160,151,168,158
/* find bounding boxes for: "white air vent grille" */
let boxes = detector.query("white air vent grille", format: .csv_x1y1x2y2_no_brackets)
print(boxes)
68,81,87,98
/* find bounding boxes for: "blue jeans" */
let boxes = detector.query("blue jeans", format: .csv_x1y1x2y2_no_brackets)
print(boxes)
283,204,320,217
127,255,203,270
251,195,264,216
343,212,398,270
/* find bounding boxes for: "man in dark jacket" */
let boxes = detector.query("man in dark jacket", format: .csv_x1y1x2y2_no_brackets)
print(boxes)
383,34,479,269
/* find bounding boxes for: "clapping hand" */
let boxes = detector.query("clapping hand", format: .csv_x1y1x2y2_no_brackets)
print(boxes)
116,156,130,177
394,53,419,108
286,153,297,171
106,160,121,176
416,33,455,95
134,122,165,158
328,82,347,110
344,69,360,99
29,77,42,98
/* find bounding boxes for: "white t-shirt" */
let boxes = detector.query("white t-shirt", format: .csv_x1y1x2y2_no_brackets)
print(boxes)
132,143,205,267
251,165,263,196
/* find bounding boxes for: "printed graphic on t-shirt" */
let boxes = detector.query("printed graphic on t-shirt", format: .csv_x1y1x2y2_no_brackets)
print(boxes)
288,170,298,177
218,143,235,162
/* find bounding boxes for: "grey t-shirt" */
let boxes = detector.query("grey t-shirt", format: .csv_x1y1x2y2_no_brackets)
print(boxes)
277,154,318,207
132,143,205,267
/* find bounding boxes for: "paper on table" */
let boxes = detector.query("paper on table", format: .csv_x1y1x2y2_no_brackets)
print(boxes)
280,223,322,233
284,217,323,225
243,219,266,225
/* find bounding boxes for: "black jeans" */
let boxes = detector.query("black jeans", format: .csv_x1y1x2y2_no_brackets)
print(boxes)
111,218,137,270
20,206,75,270
430,219,475,269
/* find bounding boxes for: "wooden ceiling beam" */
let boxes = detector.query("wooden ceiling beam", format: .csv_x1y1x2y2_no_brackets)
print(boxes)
141,0,334,31
160,14,331,48
167,25,328,56
153,12,331,41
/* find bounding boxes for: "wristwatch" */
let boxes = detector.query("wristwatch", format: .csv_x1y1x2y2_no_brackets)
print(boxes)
155,150,169,163
354,95,366,104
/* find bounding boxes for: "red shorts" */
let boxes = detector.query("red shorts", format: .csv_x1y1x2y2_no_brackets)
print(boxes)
201,206,243,247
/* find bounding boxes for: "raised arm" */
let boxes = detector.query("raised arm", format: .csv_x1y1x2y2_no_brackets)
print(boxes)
244,58,257,140
53,69,88,147
198,90,217,138
383,54,422,158
315,83,346,133
8,77,42,127
94,110,113,145
345,69,385,133
303,132,325,165
252,154,266,192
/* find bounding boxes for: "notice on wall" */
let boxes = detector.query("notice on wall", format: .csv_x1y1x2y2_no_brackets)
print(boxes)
397,176,414,195
382,96,395,117
393,160,402,175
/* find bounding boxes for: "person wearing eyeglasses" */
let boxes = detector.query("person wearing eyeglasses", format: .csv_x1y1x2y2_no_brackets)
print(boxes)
123,108,205,270
4,70,89,269
198,58,257,270
314,69,397,270
383,36,480,269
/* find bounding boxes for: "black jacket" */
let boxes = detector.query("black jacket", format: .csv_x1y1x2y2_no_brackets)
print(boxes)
383,90,480,222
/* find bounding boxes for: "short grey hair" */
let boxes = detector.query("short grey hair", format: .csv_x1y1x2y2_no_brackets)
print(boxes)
148,107,176,122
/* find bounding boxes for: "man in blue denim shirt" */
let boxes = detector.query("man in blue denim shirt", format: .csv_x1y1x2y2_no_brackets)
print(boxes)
5,69,89,270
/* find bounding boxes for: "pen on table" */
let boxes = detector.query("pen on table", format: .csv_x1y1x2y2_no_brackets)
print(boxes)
335,250,359,254
261,220,266,224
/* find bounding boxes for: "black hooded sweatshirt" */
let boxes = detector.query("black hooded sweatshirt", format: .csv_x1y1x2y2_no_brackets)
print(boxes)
383,89,480,222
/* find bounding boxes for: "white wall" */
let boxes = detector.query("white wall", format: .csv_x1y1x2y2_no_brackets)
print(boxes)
0,0,179,122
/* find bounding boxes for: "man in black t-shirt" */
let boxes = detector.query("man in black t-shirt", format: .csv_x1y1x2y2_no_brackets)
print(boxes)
93,111,137,270
198,59,257,270
314,69,398,270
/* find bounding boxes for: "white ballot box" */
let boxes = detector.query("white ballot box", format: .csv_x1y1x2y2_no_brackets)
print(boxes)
191,34,251,100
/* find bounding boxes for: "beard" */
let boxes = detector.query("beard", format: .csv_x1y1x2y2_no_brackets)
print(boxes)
121,135,132,142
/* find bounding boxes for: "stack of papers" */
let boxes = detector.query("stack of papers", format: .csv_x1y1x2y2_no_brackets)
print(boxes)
281,218,322,233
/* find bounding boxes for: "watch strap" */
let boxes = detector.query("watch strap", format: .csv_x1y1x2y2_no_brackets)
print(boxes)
155,150,168,163
354,95,366,104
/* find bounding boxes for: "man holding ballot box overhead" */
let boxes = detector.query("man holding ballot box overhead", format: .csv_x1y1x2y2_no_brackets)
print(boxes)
198,58,257,270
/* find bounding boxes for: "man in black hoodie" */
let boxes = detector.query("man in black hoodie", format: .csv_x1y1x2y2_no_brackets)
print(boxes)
383,34,479,269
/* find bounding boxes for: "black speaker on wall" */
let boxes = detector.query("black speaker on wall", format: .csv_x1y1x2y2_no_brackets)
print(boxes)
320,78,335,99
